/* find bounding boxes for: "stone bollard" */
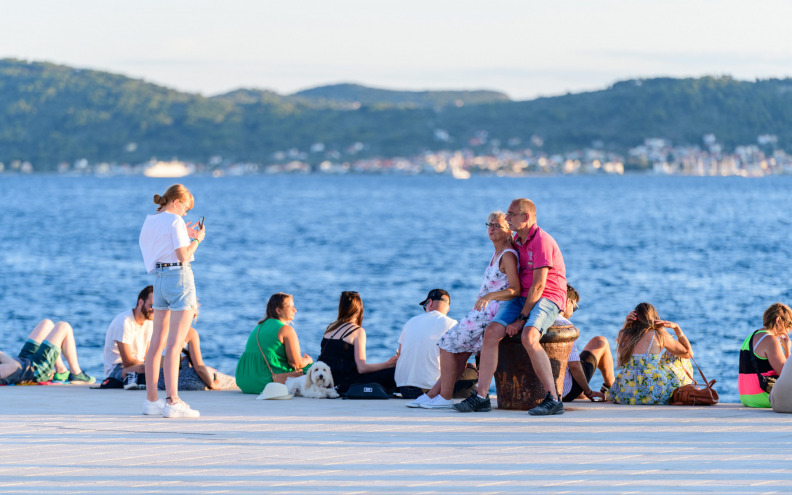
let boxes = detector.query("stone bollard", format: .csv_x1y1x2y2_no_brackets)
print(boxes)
494,323,579,410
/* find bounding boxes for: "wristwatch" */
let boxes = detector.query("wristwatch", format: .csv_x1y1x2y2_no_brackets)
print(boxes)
517,313,530,321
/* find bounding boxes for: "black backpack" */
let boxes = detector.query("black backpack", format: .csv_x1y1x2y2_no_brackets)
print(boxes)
343,382,390,399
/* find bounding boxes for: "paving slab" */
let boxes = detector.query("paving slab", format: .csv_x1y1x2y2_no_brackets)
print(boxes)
1,386,791,494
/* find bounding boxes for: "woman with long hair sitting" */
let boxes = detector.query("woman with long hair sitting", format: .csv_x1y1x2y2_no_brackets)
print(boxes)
607,302,693,405
236,293,313,394
318,291,398,395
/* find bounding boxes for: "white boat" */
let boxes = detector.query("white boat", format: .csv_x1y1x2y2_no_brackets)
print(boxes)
143,160,193,178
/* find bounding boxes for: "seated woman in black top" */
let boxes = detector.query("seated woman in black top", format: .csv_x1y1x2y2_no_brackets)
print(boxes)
318,291,398,395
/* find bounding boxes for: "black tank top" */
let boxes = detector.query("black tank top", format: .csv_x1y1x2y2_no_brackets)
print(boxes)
318,322,360,392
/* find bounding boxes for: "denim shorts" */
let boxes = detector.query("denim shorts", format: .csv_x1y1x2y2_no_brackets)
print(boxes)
153,264,198,311
492,296,560,336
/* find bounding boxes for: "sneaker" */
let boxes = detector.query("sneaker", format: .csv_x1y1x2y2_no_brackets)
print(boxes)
52,371,70,383
528,392,565,416
123,372,139,390
406,393,431,408
452,394,491,412
419,396,454,409
68,371,96,384
163,400,200,418
142,398,165,415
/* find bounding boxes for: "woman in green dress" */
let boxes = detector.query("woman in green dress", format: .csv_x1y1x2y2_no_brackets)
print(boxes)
236,293,313,394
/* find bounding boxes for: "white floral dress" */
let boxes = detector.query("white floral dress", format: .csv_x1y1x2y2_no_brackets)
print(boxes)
438,248,518,354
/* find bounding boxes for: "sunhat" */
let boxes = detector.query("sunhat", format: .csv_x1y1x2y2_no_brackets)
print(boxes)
256,382,293,400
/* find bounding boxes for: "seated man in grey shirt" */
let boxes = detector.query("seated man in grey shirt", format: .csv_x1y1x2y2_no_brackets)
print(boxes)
0,319,95,385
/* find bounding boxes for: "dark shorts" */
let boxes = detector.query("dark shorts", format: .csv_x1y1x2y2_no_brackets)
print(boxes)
18,339,61,383
562,350,596,402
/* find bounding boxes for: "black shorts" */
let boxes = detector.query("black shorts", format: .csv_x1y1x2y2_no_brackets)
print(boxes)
562,350,597,402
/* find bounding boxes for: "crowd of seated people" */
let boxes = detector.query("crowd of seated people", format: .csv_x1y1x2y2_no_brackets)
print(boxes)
6,193,791,417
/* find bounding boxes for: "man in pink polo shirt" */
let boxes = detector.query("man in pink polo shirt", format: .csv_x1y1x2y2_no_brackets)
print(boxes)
454,198,567,415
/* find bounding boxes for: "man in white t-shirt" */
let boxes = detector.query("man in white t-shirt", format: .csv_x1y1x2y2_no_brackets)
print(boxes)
395,289,458,399
102,286,154,390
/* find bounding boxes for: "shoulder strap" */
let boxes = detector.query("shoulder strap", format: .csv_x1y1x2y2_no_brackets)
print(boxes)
497,248,518,265
754,332,771,352
255,324,277,376
340,322,360,339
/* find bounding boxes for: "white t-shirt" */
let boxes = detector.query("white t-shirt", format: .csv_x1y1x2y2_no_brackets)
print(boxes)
103,309,154,378
395,311,458,389
139,212,193,274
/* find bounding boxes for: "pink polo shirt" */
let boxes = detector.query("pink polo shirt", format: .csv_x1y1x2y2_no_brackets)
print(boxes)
514,225,567,310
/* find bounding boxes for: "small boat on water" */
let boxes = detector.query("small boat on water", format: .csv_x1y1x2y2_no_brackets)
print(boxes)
143,160,194,178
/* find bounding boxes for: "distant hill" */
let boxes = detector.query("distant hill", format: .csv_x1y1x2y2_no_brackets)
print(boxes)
293,83,510,108
2,58,792,170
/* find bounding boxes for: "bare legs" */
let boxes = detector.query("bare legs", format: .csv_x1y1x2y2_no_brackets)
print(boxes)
145,309,195,404
28,319,84,375
521,326,558,400
473,322,507,397
582,336,615,388
145,311,168,403
425,350,472,400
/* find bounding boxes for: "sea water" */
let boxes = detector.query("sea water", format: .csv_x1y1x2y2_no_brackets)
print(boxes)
2,174,791,402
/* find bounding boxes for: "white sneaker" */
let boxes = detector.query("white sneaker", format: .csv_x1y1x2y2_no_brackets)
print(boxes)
406,393,431,408
419,396,454,409
163,400,200,418
142,398,165,415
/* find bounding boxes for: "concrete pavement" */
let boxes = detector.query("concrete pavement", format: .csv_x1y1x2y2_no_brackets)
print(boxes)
1,385,791,494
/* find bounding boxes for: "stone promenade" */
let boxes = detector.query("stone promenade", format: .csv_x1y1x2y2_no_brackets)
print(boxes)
1,386,791,494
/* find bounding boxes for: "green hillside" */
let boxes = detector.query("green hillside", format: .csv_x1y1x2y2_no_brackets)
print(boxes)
293,83,510,108
1,59,792,170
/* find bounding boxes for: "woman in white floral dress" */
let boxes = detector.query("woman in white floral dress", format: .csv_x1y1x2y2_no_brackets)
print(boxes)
409,211,520,408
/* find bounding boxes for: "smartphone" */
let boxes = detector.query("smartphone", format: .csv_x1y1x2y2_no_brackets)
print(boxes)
591,396,604,402
198,216,205,229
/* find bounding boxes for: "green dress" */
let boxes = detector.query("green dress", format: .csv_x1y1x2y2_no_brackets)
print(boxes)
235,319,297,394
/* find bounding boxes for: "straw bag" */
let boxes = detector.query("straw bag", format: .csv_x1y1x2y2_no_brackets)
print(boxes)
670,357,718,406
256,326,303,384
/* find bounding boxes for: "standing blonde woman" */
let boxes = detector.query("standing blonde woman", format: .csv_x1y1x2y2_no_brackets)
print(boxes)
139,184,205,418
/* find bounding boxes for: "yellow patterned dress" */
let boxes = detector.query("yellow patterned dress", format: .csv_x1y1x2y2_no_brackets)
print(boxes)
607,333,693,405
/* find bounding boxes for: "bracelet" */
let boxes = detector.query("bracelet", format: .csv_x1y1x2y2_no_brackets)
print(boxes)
584,389,593,398
191,238,200,244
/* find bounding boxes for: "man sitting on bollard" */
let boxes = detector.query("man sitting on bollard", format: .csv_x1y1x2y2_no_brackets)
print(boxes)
454,197,567,415
558,284,614,402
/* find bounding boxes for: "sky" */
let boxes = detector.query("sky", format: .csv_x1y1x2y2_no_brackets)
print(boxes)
2,0,792,101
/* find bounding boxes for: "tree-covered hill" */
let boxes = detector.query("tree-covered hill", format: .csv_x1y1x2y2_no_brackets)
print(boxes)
293,83,510,108
2,58,792,170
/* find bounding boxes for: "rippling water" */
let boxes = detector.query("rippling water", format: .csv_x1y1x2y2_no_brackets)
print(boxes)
2,174,791,402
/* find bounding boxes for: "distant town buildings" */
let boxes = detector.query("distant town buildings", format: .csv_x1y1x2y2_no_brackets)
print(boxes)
2,134,791,178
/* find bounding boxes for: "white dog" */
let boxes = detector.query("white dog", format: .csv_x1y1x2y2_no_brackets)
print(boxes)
285,361,339,399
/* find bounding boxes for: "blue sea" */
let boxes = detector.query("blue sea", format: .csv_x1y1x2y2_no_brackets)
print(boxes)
2,174,791,402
